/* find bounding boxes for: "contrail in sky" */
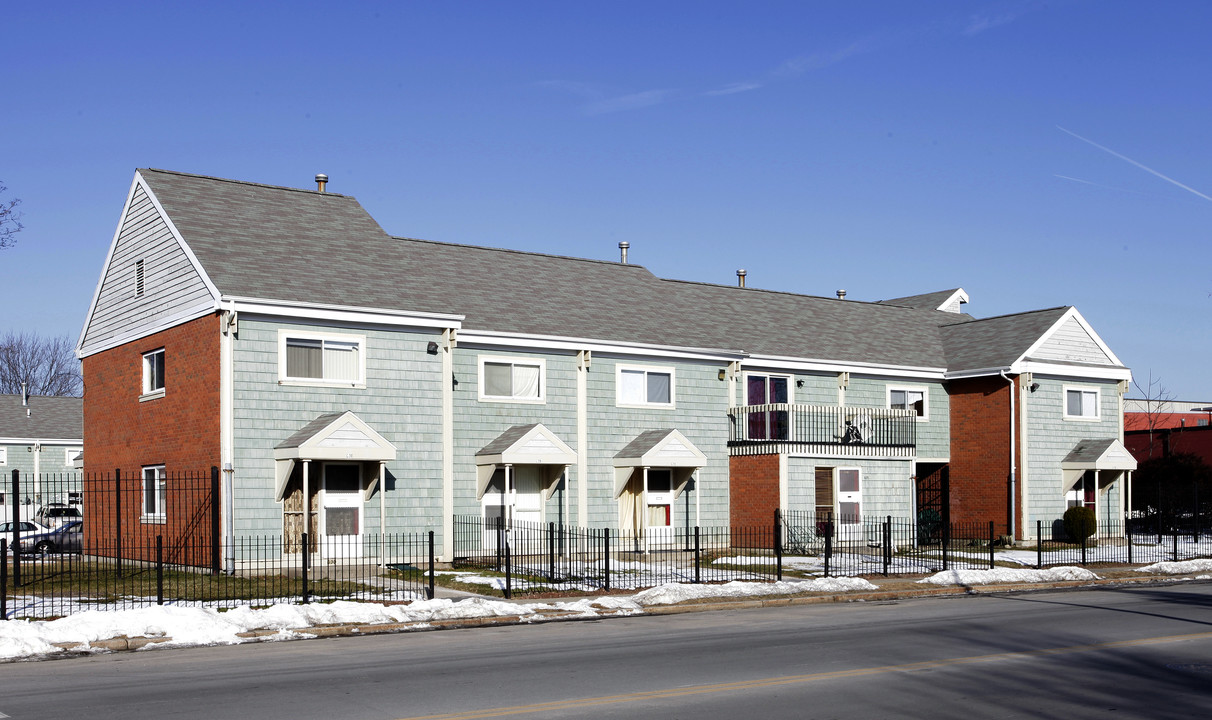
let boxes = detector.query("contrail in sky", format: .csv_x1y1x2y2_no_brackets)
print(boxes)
1056,125,1212,203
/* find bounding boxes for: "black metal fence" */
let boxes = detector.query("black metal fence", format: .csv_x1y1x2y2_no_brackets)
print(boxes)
1031,518,1212,568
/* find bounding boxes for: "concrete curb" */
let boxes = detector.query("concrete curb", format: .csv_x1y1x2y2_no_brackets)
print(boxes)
40,573,1204,657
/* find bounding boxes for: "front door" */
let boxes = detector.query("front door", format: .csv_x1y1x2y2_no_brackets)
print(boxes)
322,464,362,558
837,468,863,542
645,469,675,545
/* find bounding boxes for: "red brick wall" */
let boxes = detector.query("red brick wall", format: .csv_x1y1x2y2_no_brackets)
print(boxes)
82,314,221,561
948,376,1019,536
729,453,780,529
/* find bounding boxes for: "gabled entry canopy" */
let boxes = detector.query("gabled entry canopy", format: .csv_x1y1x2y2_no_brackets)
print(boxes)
273,411,397,501
1060,438,1137,490
612,429,707,499
475,423,577,501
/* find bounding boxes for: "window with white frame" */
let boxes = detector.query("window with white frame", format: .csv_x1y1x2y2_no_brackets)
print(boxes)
142,348,165,397
478,356,545,402
65,447,82,466
1064,387,1100,420
0,447,6,466
141,465,166,522
279,331,365,385
888,386,928,419
616,364,674,407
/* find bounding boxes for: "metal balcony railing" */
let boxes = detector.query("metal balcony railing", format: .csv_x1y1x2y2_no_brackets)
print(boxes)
728,404,917,456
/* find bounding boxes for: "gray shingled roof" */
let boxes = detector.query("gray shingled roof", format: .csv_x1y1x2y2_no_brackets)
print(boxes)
135,169,1105,374
614,429,679,460
476,424,540,456
939,308,1070,373
275,412,344,450
878,288,963,310
1062,438,1120,465
0,395,83,441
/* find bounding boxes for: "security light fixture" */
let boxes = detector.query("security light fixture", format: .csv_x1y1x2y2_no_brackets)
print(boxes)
427,341,439,355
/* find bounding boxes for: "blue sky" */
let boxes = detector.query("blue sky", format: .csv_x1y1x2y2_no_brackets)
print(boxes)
3,1,1209,398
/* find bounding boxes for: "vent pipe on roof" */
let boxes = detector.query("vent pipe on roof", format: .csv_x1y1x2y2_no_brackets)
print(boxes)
836,289,847,300
21,382,28,407
737,269,747,288
315,174,328,192
618,241,629,264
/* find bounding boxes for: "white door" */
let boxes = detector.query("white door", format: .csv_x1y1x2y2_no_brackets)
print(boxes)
836,468,863,542
322,464,362,559
645,469,675,545
512,466,543,528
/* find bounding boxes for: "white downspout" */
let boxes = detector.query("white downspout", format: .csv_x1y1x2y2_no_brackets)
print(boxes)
999,369,1016,540
378,461,386,567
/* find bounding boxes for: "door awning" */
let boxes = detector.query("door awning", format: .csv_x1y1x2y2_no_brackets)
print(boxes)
1060,438,1137,491
474,423,577,501
273,411,397,501
612,429,707,499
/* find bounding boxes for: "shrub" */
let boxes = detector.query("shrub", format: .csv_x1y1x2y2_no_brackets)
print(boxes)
1063,506,1097,542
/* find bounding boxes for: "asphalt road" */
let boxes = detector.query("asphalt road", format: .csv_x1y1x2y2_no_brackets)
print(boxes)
4,584,1212,719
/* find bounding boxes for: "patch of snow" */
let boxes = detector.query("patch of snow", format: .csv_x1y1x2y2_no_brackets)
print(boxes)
918,566,1099,586
1136,559,1212,575
633,577,877,606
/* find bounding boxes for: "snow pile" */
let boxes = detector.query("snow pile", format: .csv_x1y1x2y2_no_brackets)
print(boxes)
1137,559,1212,575
633,577,877,606
918,566,1099,586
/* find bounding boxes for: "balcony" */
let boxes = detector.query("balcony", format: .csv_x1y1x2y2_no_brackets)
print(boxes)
728,404,917,458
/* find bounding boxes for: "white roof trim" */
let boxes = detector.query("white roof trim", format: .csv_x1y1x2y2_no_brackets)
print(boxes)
273,411,397,463
457,330,746,363
229,297,463,330
1019,307,1126,369
1060,439,1138,471
945,363,1131,382
474,424,577,467
77,303,217,359
743,355,947,379
0,437,83,445
936,288,969,312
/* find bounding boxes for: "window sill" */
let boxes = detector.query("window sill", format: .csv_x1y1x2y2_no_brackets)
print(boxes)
1063,415,1102,422
140,515,166,525
278,379,366,389
139,389,165,402
477,396,546,405
616,402,676,410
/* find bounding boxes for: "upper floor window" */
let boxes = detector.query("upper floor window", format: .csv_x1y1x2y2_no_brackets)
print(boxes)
745,373,791,440
0,447,6,466
279,331,365,386
888,385,928,420
478,356,545,403
1064,387,1100,420
142,348,165,398
617,364,674,408
65,447,83,466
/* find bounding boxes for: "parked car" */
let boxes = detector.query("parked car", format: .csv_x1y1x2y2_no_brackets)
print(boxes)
35,503,83,529
21,520,83,554
0,520,52,540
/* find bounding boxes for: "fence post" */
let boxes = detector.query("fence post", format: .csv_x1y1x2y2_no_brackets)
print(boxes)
548,521,556,583
504,535,512,600
883,516,892,577
1081,531,1087,566
604,528,611,592
210,466,221,576
823,513,833,578
1037,520,1043,570
774,509,783,582
694,526,701,584
428,530,436,600
301,531,310,604
156,535,164,605
1,538,7,620
9,470,19,590
1173,527,1179,562
1126,515,1133,565
942,519,949,571
114,468,123,580
495,516,504,571
989,521,995,569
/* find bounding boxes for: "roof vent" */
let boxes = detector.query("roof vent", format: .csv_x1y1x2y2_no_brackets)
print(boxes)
619,241,629,264
836,289,847,300
315,174,328,192
737,269,747,288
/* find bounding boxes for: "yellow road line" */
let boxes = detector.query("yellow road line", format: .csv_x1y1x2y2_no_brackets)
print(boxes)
396,630,1212,720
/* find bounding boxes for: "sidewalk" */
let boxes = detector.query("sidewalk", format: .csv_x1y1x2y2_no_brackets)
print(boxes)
39,563,1210,658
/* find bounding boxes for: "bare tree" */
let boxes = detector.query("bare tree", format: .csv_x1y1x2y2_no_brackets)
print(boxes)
1132,370,1175,459
0,180,22,249
0,332,82,397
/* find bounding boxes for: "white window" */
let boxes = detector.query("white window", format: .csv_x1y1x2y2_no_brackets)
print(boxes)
142,465,166,522
478,356,545,403
65,447,82,466
888,385,928,420
0,447,6,466
278,331,365,386
744,373,792,440
142,348,165,398
616,364,675,408
1064,386,1100,420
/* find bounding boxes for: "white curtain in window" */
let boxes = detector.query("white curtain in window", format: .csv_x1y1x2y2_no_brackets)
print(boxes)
1081,391,1096,417
620,370,646,404
513,364,540,398
325,342,359,382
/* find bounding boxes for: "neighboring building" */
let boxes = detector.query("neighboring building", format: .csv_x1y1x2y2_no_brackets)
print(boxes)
77,169,1134,558
1125,424,1212,466
1124,399,1212,432
0,391,84,520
